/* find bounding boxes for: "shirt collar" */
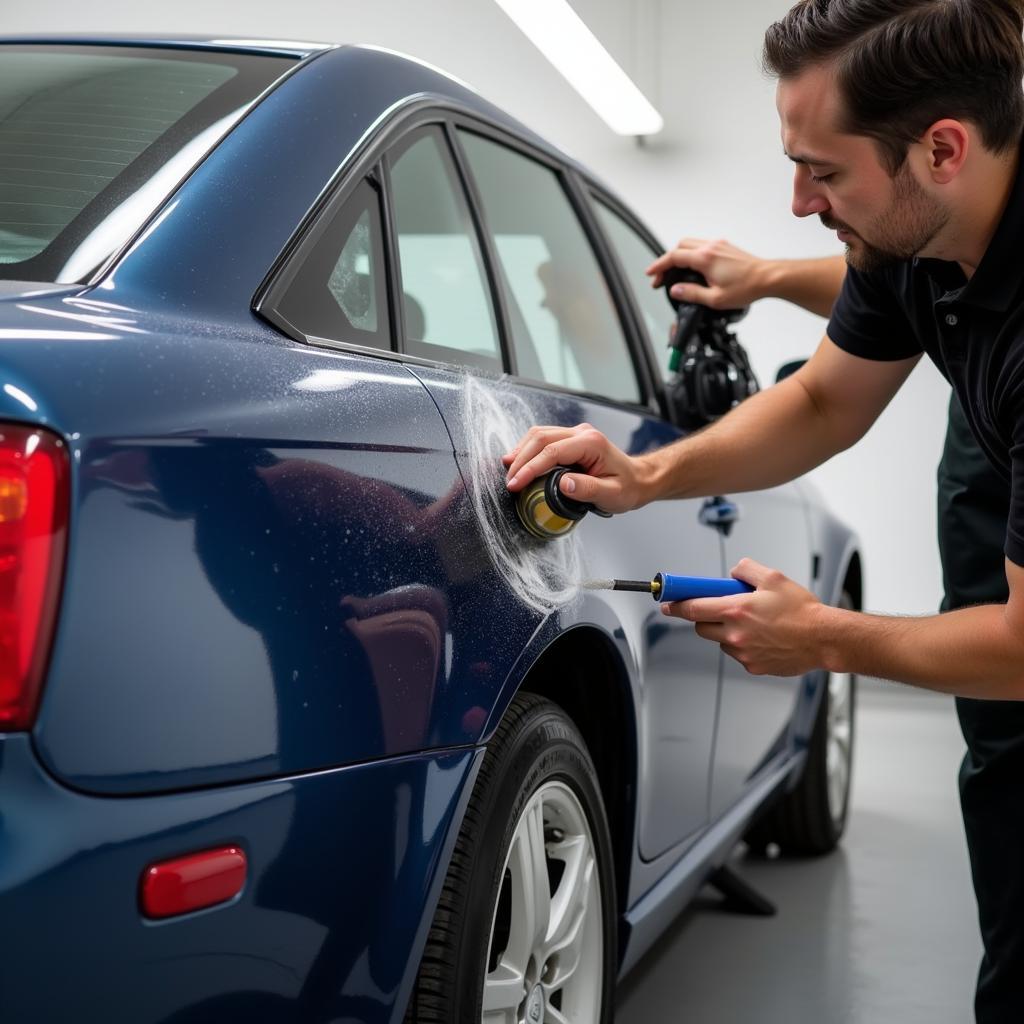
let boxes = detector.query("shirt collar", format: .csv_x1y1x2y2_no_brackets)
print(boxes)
915,255,966,298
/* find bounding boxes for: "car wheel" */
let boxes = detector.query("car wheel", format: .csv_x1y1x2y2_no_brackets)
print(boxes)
405,692,617,1023
745,590,857,856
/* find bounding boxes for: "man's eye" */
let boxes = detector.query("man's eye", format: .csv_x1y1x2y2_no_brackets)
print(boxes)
810,172,834,184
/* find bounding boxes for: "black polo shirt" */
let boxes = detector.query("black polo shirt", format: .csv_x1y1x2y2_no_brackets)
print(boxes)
827,151,1024,568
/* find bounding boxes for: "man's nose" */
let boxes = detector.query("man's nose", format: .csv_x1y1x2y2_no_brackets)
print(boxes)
791,168,830,218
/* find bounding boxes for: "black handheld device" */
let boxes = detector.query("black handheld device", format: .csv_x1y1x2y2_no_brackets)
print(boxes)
661,266,759,430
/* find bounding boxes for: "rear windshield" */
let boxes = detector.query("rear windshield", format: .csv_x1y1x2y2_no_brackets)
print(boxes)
0,44,294,283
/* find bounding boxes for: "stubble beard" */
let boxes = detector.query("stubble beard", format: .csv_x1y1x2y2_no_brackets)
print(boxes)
822,163,950,273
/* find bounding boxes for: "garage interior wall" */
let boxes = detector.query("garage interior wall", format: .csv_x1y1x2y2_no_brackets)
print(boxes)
8,0,950,616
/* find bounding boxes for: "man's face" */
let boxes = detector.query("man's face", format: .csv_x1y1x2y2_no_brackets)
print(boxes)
776,65,949,271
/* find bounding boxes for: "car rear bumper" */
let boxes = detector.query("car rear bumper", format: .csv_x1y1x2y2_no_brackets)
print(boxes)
0,733,482,1023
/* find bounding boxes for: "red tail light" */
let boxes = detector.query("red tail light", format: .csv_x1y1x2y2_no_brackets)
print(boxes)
0,425,69,731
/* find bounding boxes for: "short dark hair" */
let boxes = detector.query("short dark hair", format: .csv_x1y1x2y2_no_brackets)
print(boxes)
763,0,1024,173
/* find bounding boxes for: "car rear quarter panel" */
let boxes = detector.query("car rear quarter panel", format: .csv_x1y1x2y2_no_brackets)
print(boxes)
0,296,523,792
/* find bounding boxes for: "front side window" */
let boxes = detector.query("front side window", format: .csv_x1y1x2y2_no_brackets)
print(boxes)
388,128,500,370
458,130,641,403
0,45,293,282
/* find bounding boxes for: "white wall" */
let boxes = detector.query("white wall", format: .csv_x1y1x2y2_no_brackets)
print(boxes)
7,0,951,615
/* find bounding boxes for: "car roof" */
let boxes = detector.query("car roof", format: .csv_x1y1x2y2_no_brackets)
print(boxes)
0,34,332,59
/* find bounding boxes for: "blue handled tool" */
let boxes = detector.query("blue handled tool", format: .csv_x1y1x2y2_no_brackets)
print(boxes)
656,573,754,601
584,574,754,600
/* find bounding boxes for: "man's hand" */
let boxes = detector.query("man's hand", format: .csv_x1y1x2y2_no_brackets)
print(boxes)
502,423,652,514
647,239,846,319
646,238,769,310
665,557,826,676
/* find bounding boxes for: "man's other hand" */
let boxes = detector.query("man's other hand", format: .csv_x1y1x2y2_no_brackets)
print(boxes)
664,557,826,676
646,238,768,310
503,423,651,515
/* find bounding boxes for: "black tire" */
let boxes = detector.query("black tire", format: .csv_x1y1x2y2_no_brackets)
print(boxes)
745,591,857,856
405,692,617,1023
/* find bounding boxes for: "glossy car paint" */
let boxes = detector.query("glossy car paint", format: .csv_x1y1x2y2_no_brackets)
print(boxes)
0,731,481,1022
0,38,859,1022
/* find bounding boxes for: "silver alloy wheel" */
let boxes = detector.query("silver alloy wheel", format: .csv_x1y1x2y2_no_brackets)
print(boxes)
826,670,854,826
482,780,603,1024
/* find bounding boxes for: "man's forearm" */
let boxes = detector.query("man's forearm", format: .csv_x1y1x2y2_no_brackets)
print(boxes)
635,374,848,503
817,602,1024,698
759,256,847,318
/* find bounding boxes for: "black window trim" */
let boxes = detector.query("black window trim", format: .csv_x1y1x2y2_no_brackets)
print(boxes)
254,95,664,413
441,120,518,379
378,123,504,375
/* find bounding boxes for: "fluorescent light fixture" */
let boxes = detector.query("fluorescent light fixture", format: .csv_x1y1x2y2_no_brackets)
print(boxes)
492,0,663,136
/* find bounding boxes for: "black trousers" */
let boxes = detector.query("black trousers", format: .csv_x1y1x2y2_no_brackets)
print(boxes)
937,393,1024,1024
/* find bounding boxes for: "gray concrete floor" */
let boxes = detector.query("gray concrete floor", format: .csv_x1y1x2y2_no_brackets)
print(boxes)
615,680,981,1023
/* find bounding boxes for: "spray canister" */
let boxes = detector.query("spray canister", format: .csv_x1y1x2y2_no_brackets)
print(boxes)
514,466,611,541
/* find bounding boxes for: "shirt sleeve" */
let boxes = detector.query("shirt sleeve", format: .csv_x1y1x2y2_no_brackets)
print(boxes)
827,264,924,361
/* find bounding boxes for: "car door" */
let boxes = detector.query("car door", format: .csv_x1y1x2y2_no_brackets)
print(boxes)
710,487,813,816
426,122,722,859
592,195,815,819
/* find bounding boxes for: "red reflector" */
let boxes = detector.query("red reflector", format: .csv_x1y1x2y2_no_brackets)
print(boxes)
0,425,69,731
140,846,247,919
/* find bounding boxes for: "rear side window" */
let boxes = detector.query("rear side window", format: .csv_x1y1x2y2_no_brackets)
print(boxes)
274,179,390,350
594,200,677,383
0,45,293,282
458,130,641,403
388,128,501,370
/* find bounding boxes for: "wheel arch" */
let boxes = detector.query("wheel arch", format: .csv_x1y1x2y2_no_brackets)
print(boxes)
517,626,638,938
841,549,863,610
811,501,863,611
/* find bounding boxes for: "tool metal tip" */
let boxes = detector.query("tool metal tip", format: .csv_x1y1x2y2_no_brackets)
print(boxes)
580,578,616,590
611,578,657,593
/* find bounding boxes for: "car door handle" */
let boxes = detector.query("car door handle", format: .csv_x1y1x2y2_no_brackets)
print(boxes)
699,496,740,536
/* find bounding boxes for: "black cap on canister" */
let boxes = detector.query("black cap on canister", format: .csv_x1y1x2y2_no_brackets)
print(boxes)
514,465,610,541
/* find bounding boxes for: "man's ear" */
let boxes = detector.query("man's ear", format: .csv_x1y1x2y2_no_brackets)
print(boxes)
920,119,970,184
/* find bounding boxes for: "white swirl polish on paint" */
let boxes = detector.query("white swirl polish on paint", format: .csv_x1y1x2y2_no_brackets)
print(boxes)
463,375,583,615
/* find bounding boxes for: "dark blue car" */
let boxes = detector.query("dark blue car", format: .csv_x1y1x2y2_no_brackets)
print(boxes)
0,37,861,1023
